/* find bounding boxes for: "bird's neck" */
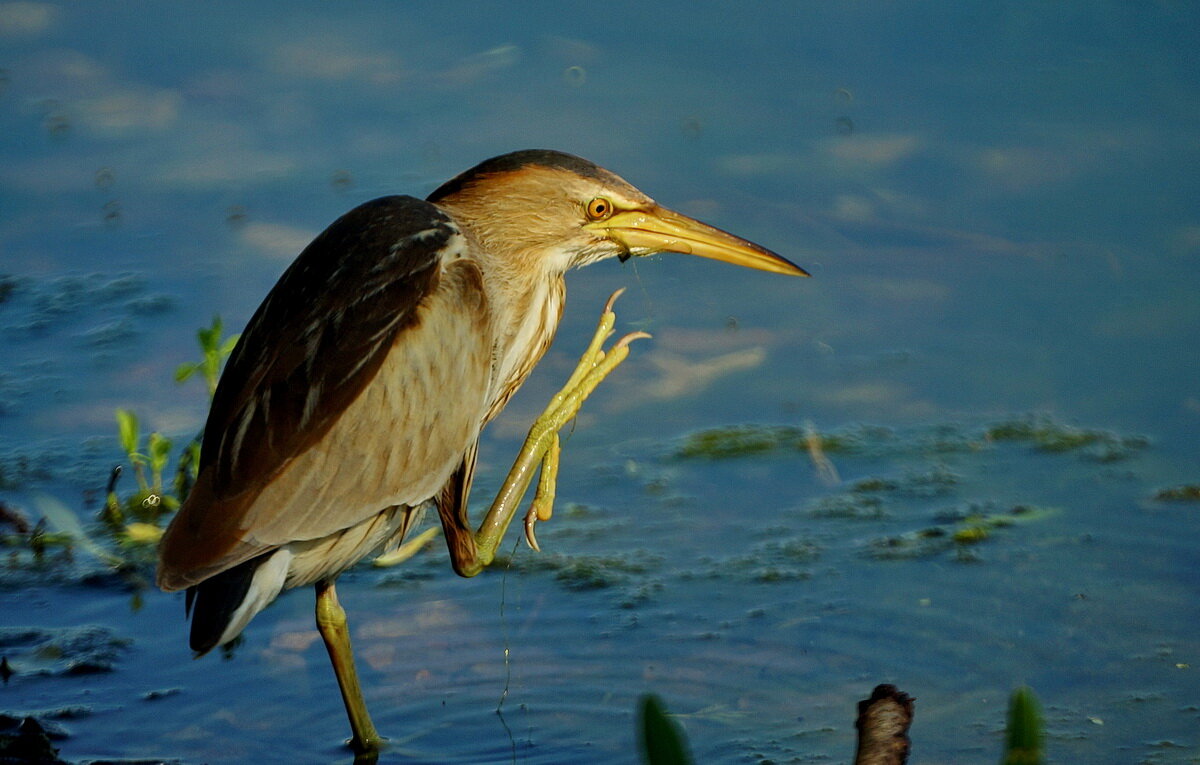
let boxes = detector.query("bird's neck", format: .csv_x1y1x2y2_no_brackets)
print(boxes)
476,248,568,421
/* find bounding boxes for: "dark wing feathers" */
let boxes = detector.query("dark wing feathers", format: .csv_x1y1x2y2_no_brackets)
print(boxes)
204,195,457,498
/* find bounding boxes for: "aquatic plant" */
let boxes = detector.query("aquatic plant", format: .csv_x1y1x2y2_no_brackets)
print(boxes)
985,415,1148,462
1002,686,1045,765
864,504,1058,561
103,409,176,528
637,684,1045,764
639,694,694,765
102,316,238,543
1153,484,1200,502
12,317,241,575
675,417,1149,463
173,315,240,399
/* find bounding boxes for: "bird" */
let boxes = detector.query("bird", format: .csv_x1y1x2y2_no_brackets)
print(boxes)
155,148,807,753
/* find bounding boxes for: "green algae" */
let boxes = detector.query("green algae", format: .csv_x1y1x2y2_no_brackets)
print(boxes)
863,504,1059,561
517,550,663,591
686,536,821,584
985,415,1149,461
674,421,971,461
1153,484,1200,502
807,493,887,520
675,424,807,459
849,465,958,498
675,416,1148,463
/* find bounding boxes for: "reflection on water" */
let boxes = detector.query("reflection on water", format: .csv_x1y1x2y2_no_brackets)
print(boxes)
2,2,1198,763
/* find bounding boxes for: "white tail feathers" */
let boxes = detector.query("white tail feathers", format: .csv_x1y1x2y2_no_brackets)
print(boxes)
215,548,294,648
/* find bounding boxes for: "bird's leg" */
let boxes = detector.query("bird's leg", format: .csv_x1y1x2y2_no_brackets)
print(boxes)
315,579,385,754
472,289,650,567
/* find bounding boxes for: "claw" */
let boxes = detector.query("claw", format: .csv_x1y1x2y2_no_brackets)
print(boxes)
614,330,652,351
524,509,541,552
603,286,628,314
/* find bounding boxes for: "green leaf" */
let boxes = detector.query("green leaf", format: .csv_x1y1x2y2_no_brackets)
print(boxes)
185,440,201,477
173,439,202,502
175,361,198,383
1002,686,1045,765
115,409,140,458
197,316,222,352
148,431,172,479
219,333,240,355
639,694,693,765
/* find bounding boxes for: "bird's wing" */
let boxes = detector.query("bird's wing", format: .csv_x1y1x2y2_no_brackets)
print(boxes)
206,196,454,493
158,196,492,589
436,439,480,576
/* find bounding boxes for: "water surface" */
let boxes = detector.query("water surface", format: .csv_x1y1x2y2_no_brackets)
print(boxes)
2,3,1198,763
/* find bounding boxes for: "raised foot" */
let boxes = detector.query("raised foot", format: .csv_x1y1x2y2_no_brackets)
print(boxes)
474,288,649,560
522,288,650,551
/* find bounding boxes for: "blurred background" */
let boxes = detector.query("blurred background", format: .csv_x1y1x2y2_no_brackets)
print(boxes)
1,2,1197,762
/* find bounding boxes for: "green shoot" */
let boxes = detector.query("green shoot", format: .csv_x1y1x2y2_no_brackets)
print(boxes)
115,409,148,491
175,315,239,399
147,431,172,492
1002,686,1045,765
173,439,201,504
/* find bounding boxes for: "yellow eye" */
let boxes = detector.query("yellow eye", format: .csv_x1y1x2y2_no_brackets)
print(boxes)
586,197,613,220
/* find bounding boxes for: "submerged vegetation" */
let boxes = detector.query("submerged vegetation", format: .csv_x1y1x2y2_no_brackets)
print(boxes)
983,416,1149,462
1152,484,1200,503
675,415,1149,463
863,503,1059,561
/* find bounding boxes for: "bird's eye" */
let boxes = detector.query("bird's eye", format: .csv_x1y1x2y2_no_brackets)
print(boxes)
585,197,613,220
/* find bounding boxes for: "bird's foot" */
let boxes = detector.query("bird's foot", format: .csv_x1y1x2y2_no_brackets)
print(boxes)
521,288,650,551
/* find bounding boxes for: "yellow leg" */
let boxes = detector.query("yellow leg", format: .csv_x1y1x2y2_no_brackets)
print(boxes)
523,432,560,551
315,579,385,754
472,289,650,569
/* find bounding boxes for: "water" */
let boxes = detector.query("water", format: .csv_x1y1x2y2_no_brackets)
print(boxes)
2,3,1198,762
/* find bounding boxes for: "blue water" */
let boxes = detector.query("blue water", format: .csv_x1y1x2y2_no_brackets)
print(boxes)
2,3,1198,762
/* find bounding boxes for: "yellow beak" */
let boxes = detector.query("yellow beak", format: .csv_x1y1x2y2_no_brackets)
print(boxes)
590,206,808,277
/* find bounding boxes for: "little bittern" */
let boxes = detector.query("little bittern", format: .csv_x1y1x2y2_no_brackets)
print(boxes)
156,149,806,753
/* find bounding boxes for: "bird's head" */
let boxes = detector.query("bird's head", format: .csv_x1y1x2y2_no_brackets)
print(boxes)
428,149,808,278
